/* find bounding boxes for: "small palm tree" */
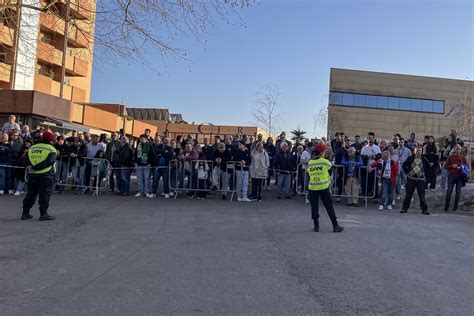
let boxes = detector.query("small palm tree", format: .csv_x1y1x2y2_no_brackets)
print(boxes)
290,128,306,142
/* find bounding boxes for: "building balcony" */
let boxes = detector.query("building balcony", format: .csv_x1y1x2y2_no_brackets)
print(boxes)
67,25,90,48
39,12,65,35
58,0,93,21
0,63,11,83
71,0,94,21
37,41,63,66
66,55,88,77
34,73,85,102
71,85,86,102
0,24,14,47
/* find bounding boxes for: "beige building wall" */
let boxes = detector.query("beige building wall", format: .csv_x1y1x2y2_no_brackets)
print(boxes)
328,68,474,141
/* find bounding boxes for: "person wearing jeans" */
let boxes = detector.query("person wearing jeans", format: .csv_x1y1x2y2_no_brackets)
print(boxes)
369,151,399,210
273,142,292,199
134,136,152,197
444,145,467,212
394,139,411,197
233,141,251,202
210,142,232,200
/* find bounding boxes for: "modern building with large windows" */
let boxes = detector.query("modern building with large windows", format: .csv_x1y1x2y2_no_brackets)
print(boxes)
327,68,474,141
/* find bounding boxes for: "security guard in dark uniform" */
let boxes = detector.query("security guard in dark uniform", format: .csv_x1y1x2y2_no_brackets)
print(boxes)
21,131,57,221
307,143,344,232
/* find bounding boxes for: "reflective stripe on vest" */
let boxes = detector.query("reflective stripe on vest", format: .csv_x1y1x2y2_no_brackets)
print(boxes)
307,157,332,191
28,144,57,174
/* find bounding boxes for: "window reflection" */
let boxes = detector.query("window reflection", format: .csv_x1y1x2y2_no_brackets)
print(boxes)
328,92,444,113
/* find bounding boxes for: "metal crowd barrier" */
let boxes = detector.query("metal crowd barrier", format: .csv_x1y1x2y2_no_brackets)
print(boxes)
168,159,237,202
0,155,111,197
54,155,111,196
295,163,377,208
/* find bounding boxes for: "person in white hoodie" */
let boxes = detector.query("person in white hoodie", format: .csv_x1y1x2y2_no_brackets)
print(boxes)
249,141,269,201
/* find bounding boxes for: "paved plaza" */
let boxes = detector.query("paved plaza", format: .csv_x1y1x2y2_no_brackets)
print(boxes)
1,192,473,315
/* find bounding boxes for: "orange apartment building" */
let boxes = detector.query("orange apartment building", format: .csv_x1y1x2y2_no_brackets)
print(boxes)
0,0,160,137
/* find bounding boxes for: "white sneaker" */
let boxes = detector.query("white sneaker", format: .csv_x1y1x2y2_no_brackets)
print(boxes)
149,194,156,198
237,197,242,202
21,191,26,195
0,190,4,195
241,197,251,202
396,195,401,200
387,205,393,210
169,192,175,197
8,190,14,195
305,198,310,204
164,194,170,199
378,205,384,211
14,191,21,196
392,200,396,206
134,192,142,197
145,193,152,198
160,192,165,196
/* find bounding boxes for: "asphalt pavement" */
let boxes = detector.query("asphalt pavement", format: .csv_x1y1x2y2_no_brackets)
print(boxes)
0,191,473,315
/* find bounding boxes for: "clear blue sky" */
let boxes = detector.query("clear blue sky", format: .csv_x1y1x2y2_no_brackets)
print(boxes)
90,0,473,137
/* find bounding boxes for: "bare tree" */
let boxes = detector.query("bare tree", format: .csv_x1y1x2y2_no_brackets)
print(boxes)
0,0,256,74
315,105,343,139
252,85,283,136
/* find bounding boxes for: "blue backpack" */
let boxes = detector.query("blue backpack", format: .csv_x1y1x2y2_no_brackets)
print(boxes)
461,164,470,184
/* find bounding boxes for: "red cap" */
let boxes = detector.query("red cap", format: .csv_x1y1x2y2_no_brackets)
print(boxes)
42,131,55,143
313,143,326,154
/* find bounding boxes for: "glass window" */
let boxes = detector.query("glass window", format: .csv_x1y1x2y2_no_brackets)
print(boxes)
366,95,377,108
388,97,400,110
329,92,343,105
411,99,422,111
343,93,355,106
399,98,411,111
422,100,433,112
354,94,366,107
433,100,444,113
377,96,389,109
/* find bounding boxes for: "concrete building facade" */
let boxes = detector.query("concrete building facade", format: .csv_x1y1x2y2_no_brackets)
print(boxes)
328,68,474,141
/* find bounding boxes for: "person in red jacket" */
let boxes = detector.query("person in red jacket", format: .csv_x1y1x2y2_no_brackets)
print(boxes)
369,150,399,210
444,144,467,212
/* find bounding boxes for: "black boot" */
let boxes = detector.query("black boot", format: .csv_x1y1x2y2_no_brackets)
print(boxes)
313,220,319,232
333,225,344,233
422,211,430,215
39,214,55,221
21,214,33,220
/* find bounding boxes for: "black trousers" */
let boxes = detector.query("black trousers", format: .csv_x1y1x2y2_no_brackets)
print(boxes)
22,174,54,216
251,178,263,199
425,173,437,190
83,163,92,187
402,178,427,212
308,188,338,226
445,175,462,211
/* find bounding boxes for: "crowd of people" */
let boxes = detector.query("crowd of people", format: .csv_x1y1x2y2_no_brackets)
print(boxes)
0,114,471,214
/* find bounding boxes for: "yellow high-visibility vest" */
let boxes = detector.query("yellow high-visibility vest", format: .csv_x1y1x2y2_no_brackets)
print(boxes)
307,157,332,191
28,143,57,174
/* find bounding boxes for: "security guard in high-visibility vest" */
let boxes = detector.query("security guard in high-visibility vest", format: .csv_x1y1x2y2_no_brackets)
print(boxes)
21,131,57,221
307,143,344,233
